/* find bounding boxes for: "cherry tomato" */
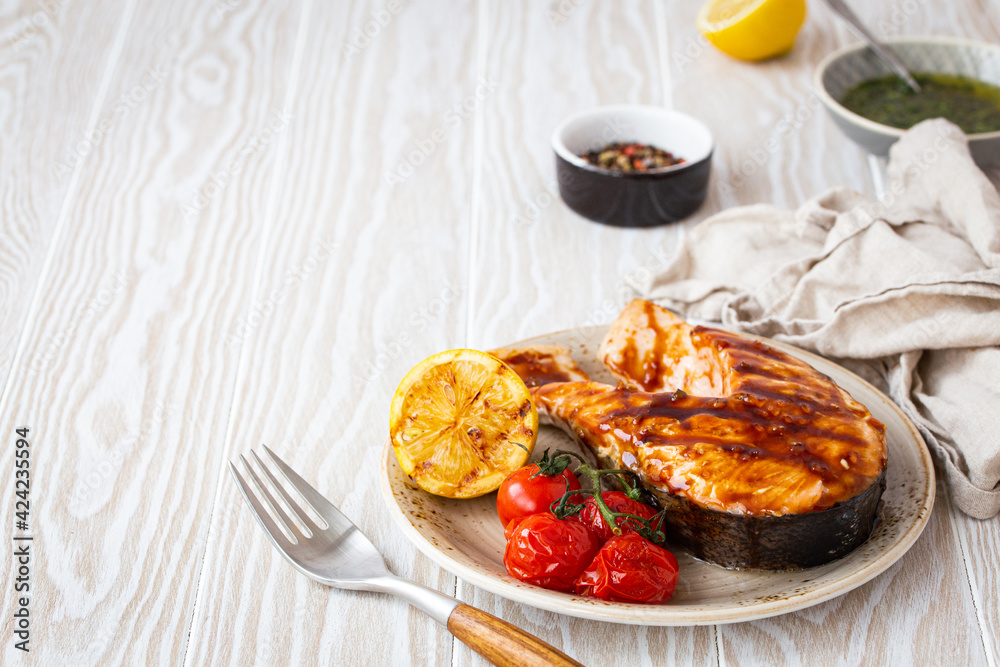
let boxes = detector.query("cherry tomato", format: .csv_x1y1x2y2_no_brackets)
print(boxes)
503,514,525,541
496,464,581,531
573,491,658,543
503,513,601,592
574,532,679,603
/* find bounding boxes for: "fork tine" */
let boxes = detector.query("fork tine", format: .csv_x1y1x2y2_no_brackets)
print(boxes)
249,450,322,534
229,462,294,549
239,455,308,541
262,445,350,532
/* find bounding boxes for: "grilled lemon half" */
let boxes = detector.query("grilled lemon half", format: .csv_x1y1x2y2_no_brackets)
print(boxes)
389,349,538,499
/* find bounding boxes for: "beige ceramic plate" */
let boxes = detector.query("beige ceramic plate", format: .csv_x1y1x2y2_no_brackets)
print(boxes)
379,326,935,625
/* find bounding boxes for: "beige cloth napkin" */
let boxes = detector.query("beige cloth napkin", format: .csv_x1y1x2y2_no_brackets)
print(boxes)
631,119,1000,519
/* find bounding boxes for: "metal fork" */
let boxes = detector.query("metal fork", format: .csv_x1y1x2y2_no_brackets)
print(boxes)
230,446,582,667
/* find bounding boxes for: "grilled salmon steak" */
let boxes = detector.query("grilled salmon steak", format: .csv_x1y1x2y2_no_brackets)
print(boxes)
507,300,888,569
488,345,590,387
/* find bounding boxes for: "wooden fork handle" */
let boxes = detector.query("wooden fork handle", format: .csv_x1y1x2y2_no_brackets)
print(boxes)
447,604,584,667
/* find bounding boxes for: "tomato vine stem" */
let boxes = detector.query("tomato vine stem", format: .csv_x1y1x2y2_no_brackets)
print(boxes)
525,448,667,545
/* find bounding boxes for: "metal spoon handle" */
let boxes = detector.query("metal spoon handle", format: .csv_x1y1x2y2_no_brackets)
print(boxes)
823,0,922,93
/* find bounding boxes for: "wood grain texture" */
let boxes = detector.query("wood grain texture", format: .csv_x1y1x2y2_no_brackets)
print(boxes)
455,584,720,667
467,0,685,351
664,0,873,213
185,0,481,664
458,2,716,665
466,1,995,666
0,0,128,398
0,0,304,663
721,480,988,667
859,4,1000,665
448,604,584,667
954,512,1000,663
713,1,1000,662
0,0,996,665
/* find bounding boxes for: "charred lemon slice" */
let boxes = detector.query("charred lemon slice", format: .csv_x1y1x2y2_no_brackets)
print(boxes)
390,349,537,499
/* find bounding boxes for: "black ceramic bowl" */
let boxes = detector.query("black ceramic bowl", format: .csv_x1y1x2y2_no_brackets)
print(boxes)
552,105,714,227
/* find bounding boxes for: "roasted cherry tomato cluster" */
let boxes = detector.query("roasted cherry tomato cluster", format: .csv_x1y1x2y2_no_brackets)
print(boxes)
497,450,679,604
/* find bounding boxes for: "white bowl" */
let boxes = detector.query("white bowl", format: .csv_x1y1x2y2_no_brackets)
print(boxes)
814,36,1000,165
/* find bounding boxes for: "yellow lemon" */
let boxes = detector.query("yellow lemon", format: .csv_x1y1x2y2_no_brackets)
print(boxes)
697,0,807,62
389,349,537,499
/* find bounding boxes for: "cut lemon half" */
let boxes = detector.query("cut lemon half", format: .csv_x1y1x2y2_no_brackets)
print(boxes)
697,0,806,62
389,349,537,499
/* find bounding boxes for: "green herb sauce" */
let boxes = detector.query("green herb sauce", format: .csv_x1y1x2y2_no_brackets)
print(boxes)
840,72,1000,134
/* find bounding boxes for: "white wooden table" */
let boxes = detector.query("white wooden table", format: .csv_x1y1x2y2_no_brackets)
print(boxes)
1,0,998,664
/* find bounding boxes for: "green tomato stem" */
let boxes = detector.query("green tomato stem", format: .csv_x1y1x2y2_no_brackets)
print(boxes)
569,462,667,544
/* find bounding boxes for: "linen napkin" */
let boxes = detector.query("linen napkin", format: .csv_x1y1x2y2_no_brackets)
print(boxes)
630,119,1000,519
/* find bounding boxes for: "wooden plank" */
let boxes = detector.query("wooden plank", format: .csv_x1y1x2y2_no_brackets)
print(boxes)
855,3,1000,664
664,0,871,215
457,1,717,664
184,0,482,664
0,0,128,397
468,0,684,350
457,586,719,667
853,0,1000,186
954,512,1000,663
856,0,1000,42
0,0,304,663
661,1,996,663
1,0,994,665
721,482,988,667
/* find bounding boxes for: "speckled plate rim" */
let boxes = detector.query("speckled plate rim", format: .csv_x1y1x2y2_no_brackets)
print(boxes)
379,326,935,626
